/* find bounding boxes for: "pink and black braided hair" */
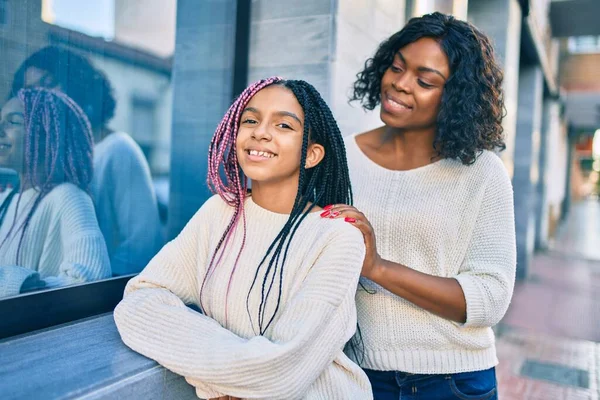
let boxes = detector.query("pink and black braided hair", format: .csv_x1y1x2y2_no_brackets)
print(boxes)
0,88,94,263
204,77,353,334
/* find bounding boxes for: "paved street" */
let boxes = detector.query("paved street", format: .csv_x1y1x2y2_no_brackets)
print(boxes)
497,199,600,399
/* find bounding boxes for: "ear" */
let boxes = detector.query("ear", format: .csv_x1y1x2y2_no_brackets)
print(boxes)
305,143,325,169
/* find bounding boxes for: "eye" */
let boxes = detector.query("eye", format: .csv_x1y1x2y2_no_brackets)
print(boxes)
418,80,434,89
390,64,403,73
8,116,24,126
242,118,257,124
277,122,293,130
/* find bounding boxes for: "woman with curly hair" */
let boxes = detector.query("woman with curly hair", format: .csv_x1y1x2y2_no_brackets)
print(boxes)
322,12,516,399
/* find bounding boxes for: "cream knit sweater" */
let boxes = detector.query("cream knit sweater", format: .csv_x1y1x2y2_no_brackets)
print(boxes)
114,195,373,400
344,134,516,374
0,183,111,298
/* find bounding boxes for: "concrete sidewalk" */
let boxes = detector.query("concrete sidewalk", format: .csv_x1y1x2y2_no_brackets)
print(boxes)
496,200,600,399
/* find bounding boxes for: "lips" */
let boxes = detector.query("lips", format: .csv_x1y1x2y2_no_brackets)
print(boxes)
243,147,278,162
383,93,413,113
247,149,276,158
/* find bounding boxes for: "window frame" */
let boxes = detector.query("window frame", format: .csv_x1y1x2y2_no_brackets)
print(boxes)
0,275,132,340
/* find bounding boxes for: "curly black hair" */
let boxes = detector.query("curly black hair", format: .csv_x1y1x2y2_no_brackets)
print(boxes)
351,12,505,165
11,46,116,130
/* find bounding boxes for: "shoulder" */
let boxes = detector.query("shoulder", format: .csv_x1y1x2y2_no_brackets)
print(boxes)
41,184,96,218
98,132,147,163
45,183,92,202
190,194,235,224
312,216,365,252
448,150,511,190
473,150,509,174
471,151,512,189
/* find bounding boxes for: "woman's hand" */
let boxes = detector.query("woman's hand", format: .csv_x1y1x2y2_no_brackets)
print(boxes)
320,204,382,279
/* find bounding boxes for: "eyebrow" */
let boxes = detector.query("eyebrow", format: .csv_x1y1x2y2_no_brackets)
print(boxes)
242,107,303,125
396,51,447,80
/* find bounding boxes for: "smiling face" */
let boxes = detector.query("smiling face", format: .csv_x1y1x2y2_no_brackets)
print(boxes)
380,37,450,131
235,85,324,187
0,97,26,173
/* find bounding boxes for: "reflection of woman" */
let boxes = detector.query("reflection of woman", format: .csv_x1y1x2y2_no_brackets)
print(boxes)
11,46,163,276
115,78,372,399
0,88,110,298
323,13,516,399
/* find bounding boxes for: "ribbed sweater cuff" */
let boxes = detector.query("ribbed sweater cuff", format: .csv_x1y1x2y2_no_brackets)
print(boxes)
0,265,38,298
454,274,487,327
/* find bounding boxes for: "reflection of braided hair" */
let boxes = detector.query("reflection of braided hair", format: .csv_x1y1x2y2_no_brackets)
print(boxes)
0,88,94,264
205,77,353,335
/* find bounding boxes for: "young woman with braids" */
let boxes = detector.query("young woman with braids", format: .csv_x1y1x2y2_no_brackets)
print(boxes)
323,13,516,399
0,88,110,298
114,78,373,399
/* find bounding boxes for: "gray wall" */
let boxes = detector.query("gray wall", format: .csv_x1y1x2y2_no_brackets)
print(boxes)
469,0,523,177
247,0,335,101
168,0,238,238
513,65,544,279
330,0,406,136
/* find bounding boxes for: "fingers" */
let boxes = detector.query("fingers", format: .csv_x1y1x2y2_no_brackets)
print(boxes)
320,205,373,237
320,205,363,220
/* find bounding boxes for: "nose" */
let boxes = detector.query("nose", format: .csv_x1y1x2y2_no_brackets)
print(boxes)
0,121,7,137
251,121,272,141
391,71,412,94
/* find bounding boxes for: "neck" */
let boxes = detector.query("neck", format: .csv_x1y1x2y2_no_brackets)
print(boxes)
18,174,32,192
94,126,112,143
249,178,300,215
379,125,440,166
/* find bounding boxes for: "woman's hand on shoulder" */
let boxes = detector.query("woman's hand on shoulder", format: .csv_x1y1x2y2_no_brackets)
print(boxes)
320,204,382,279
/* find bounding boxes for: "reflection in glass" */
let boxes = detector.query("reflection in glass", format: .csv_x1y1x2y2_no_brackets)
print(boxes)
0,88,111,298
12,46,164,276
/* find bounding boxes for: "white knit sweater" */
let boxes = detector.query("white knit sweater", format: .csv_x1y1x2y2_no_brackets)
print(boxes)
114,195,373,400
0,183,111,298
344,134,516,374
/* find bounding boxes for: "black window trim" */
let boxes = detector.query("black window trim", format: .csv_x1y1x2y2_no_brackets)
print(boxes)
0,275,133,340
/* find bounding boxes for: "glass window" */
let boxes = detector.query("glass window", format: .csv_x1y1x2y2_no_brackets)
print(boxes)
0,0,176,300
568,36,600,54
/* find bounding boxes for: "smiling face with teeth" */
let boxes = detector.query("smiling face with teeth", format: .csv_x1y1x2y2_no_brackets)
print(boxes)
0,97,26,173
379,38,449,133
235,85,324,190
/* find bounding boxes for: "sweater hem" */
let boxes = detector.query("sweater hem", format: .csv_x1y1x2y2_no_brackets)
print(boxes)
355,346,498,375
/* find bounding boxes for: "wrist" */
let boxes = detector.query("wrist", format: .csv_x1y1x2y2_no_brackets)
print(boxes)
366,255,386,282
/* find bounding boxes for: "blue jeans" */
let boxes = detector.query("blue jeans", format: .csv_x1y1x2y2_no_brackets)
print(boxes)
364,367,498,400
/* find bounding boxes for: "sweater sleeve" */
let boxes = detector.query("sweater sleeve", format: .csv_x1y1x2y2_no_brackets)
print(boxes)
43,188,111,289
114,223,366,399
0,265,43,298
454,165,517,328
107,137,164,275
115,198,226,399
